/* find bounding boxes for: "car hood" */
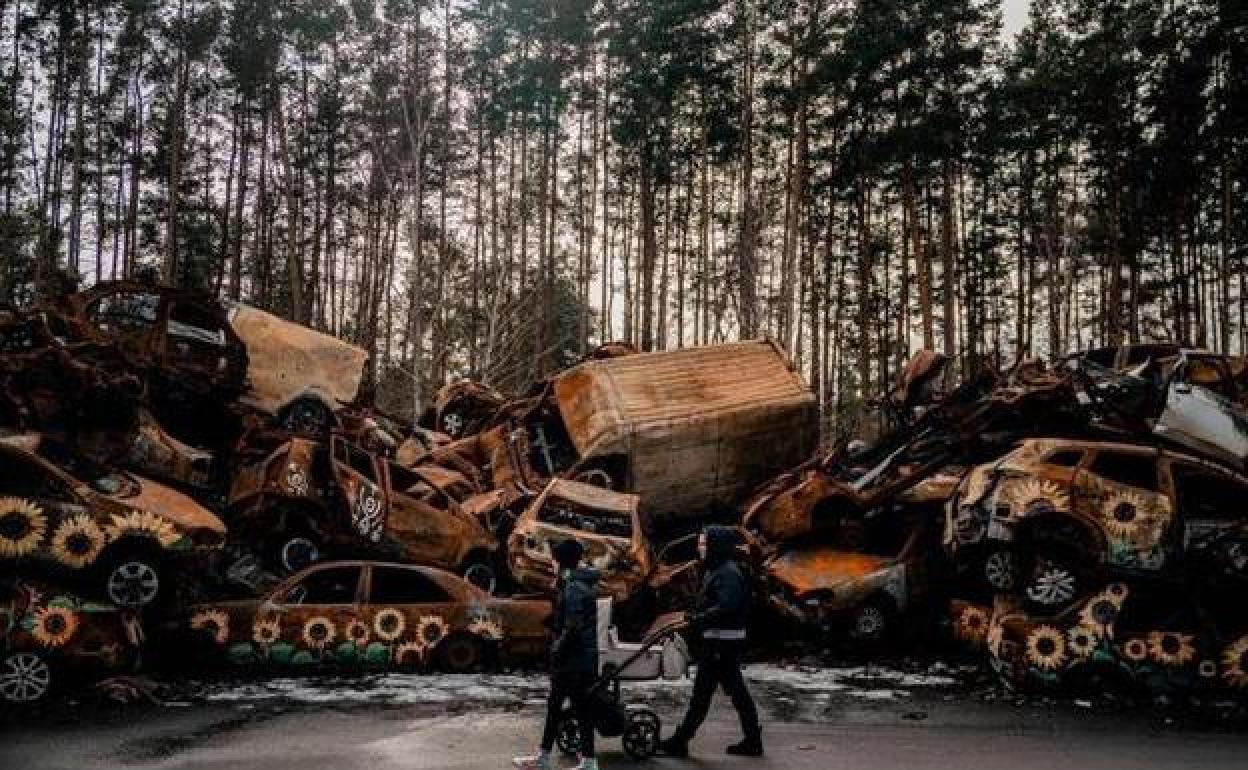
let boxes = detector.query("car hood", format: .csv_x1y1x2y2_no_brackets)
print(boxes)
766,547,892,598
115,477,226,536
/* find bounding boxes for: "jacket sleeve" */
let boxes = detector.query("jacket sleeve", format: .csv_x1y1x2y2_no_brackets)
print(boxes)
690,571,726,629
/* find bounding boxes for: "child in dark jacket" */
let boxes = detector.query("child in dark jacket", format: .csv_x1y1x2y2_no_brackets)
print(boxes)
659,525,763,758
513,539,600,770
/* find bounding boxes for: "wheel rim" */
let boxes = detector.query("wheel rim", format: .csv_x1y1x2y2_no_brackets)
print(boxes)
984,551,1017,591
0,653,51,703
463,563,496,594
1025,562,1077,606
623,721,659,758
556,717,581,755
281,537,320,573
852,606,886,640
107,560,160,606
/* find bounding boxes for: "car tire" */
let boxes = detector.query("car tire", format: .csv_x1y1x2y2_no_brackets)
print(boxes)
277,535,322,574
0,651,52,703
99,545,166,609
435,633,485,673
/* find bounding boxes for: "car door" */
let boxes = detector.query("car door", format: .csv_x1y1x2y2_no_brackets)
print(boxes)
1155,354,1248,469
363,564,462,666
381,463,467,569
0,447,92,566
1166,458,1248,576
329,437,388,544
1075,448,1168,569
262,563,366,664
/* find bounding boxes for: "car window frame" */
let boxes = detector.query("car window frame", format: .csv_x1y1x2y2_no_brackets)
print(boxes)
270,563,366,608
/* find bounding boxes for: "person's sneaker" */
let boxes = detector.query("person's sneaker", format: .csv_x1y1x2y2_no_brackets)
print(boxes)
511,750,551,769
657,736,690,757
726,736,764,757
571,758,599,770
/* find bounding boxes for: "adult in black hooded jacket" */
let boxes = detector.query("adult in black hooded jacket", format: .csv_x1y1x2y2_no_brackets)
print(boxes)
659,525,763,758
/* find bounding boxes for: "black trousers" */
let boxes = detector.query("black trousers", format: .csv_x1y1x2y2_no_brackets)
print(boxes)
540,671,596,757
672,639,760,741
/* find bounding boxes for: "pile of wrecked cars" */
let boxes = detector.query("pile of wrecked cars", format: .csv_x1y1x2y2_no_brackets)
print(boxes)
4,277,1248,706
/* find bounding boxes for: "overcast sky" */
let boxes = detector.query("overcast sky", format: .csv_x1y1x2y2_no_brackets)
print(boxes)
1002,0,1030,37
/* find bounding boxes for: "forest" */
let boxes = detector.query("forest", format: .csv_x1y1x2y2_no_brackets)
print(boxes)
0,0,1244,432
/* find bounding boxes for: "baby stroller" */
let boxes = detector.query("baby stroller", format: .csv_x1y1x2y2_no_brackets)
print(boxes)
554,602,690,761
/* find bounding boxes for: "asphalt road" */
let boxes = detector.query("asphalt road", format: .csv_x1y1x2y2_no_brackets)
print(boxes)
3,667,1247,770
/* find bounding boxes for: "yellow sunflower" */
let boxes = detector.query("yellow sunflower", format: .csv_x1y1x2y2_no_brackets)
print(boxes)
1006,479,1070,518
1121,638,1149,662
252,617,282,646
373,608,406,642
1079,595,1120,637
32,605,79,648
190,609,230,645
107,510,181,548
1148,631,1196,667
955,606,990,643
1221,636,1248,689
394,641,426,667
468,618,504,642
0,498,47,558
345,619,371,647
416,615,450,648
302,616,336,649
1066,625,1100,660
49,515,106,569
1025,625,1068,671
1103,490,1152,539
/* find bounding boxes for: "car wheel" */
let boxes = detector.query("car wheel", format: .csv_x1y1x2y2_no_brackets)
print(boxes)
281,398,333,436
436,633,484,673
103,554,164,608
983,550,1018,592
1024,558,1080,609
279,536,321,573
0,652,52,703
555,713,581,756
622,709,661,759
848,602,890,643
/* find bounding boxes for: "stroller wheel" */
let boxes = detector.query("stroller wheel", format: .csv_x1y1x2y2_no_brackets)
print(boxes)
622,710,661,760
555,715,581,757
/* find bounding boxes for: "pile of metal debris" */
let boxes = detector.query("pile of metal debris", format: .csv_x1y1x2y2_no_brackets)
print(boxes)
2,283,1246,704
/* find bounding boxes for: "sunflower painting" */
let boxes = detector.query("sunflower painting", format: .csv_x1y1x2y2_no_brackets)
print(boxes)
955,606,990,644
1025,626,1068,671
394,641,425,667
49,515,106,569
107,510,183,549
1222,636,1248,689
252,617,282,647
1121,638,1149,663
302,616,336,649
190,609,230,645
1079,596,1120,637
0,498,47,559
986,624,1005,658
345,619,371,647
1066,625,1099,660
417,615,449,648
1103,490,1154,540
1148,631,1196,667
468,618,504,642
373,608,405,642
32,605,79,648
1005,478,1070,518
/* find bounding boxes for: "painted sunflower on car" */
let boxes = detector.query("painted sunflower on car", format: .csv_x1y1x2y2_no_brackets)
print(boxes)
0,434,226,607
183,561,550,674
1,578,142,703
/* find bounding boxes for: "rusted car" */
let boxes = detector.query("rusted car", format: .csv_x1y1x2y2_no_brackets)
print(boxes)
0,434,226,607
1,578,143,703
227,435,501,590
507,479,651,601
944,438,1248,610
423,379,508,439
471,340,818,526
226,302,369,435
980,584,1248,694
183,561,551,673
761,510,940,644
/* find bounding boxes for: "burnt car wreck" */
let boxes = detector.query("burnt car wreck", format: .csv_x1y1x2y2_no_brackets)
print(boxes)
3,274,1248,707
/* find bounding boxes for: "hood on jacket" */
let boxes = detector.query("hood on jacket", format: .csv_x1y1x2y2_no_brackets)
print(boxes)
703,525,739,569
